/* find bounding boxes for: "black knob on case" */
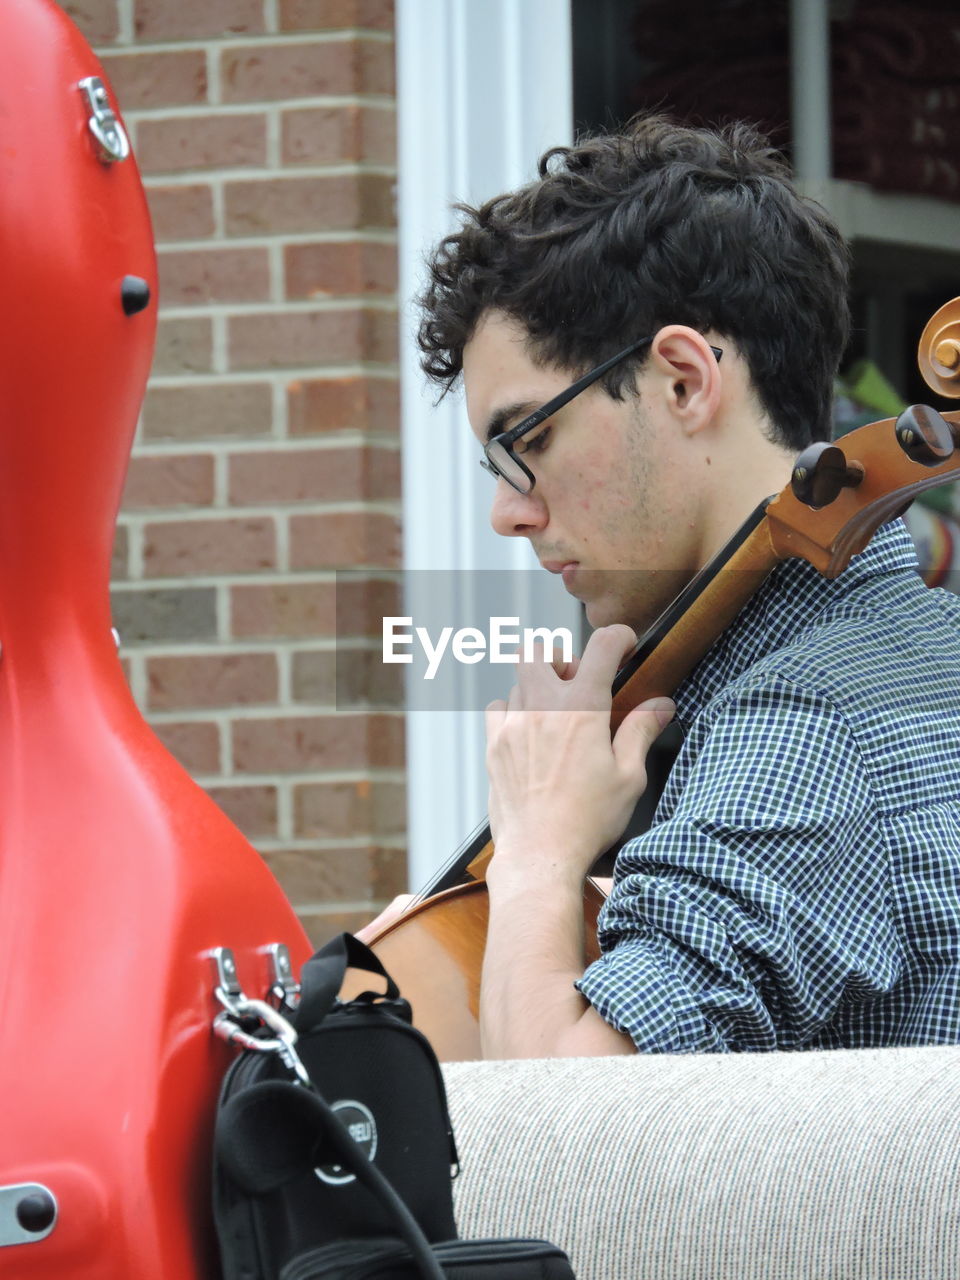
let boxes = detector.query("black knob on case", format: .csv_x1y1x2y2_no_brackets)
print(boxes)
121,274,151,316
16,1190,56,1234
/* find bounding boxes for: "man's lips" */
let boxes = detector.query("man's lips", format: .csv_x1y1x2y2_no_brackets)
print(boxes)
541,559,580,586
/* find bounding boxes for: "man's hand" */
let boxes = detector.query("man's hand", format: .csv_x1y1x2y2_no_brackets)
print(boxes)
484,623,674,889
477,625,674,1057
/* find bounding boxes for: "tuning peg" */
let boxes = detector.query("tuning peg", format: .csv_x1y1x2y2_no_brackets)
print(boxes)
791,442,864,509
894,404,956,466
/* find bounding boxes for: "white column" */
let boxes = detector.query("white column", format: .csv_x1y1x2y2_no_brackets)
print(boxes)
395,0,575,886
790,0,832,184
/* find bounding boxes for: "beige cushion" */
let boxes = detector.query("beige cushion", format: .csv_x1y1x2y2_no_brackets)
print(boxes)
443,1046,960,1280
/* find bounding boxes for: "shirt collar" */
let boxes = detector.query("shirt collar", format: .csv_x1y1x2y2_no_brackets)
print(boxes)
672,518,921,729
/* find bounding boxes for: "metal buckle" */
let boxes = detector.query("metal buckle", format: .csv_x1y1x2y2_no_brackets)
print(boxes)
211,947,243,1012
78,77,130,164
265,942,301,1011
211,948,311,1086
213,998,311,1087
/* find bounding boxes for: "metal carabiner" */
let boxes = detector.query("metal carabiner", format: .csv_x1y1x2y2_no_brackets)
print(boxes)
213,996,312,1088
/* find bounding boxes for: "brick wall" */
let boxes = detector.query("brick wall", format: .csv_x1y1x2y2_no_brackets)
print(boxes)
60,0,405,942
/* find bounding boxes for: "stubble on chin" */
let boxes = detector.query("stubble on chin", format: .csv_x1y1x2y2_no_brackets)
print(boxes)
584,568,695,636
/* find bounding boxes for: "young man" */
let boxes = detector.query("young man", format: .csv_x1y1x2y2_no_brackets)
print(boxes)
368,116,960,1058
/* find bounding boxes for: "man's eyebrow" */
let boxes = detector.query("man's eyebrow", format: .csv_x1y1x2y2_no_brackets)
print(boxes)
484,401,538,444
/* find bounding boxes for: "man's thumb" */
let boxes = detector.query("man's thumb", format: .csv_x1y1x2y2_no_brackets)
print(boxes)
615,696,675,764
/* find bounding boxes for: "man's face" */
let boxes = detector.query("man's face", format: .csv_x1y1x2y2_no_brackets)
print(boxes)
463,311,704,633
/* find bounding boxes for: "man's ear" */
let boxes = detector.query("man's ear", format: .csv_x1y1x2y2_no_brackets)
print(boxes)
647,326,722,434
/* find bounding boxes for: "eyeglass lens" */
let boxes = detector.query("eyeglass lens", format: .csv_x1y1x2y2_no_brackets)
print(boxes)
484,438,530,492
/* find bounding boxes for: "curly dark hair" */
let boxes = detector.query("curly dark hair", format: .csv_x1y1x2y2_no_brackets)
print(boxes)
417,115,851,450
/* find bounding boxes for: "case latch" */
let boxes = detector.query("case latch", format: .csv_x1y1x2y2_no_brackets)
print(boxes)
78,76,130,164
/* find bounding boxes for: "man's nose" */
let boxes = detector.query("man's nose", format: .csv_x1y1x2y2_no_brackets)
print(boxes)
489,478,548,537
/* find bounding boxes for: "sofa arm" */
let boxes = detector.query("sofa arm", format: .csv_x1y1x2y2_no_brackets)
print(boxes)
443,1045,960,1280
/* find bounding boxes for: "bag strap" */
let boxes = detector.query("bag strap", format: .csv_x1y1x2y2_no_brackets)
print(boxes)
294,932,401,1031
217,1078,445,1280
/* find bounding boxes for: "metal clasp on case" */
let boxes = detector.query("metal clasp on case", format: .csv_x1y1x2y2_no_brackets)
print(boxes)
78,77,130,164
265,942,301,1012
0,1183,57,1247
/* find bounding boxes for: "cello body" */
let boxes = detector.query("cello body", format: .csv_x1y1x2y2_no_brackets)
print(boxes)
0,3,310,1274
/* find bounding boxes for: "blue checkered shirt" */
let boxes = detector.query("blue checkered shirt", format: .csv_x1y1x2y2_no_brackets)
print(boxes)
577,520,960,1051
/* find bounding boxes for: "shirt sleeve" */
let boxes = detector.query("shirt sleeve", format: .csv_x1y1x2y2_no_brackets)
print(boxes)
576,673,904,1052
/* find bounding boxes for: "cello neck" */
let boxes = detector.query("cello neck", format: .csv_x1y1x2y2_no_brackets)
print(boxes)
609,500,776,729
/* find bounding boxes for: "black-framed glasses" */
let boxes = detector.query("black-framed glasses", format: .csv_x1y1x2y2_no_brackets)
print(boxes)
480,335,723,494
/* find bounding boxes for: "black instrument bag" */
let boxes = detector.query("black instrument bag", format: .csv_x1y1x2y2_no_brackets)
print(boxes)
212,932,576,1280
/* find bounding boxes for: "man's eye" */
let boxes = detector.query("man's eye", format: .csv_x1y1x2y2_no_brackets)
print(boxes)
514,425,552,456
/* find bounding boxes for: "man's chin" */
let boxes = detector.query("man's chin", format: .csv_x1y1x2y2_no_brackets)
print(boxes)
584,598,627,630
584,594,659,637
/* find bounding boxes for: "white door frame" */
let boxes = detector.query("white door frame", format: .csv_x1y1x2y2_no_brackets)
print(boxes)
395,0,576,886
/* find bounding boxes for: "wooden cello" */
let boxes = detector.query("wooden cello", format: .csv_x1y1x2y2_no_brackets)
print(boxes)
365,298,960,1062
0,3,312,1274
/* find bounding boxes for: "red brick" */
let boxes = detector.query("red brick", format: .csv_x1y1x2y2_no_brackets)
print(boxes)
292,777,406,838
279,0,394,31
112,525,129,580
142,382,273,442
144,517,276,577
289,511,400,569
138,113,267,175
153,719,221,773
229,576,398,639
100,50,208,110
228,445,400,504
225,173,394,237
147,652,279,709
281,105,395,166
231,581,337,638
158,247,271,307
285,241,396,299
287,375,399,435
147,184,216,243
62,0,120,43
232,712,403,771
283,646,406,707
111,586,218,642
221,39,394,103
288,648,335,703
229,309,397,370
205,784,278,838
154,317,214,375
334,576,401,635
319,645,404,706
134,0,265,40
121,454,216,509
262,847,405,906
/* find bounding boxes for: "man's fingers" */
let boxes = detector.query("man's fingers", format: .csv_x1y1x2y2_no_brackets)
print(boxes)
501,624,638,712
570,624,639,698
596,624,640,671
552,651,581,680
613,696,675,772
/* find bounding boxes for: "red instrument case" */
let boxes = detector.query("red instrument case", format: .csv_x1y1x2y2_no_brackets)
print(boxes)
0,3,311,1274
